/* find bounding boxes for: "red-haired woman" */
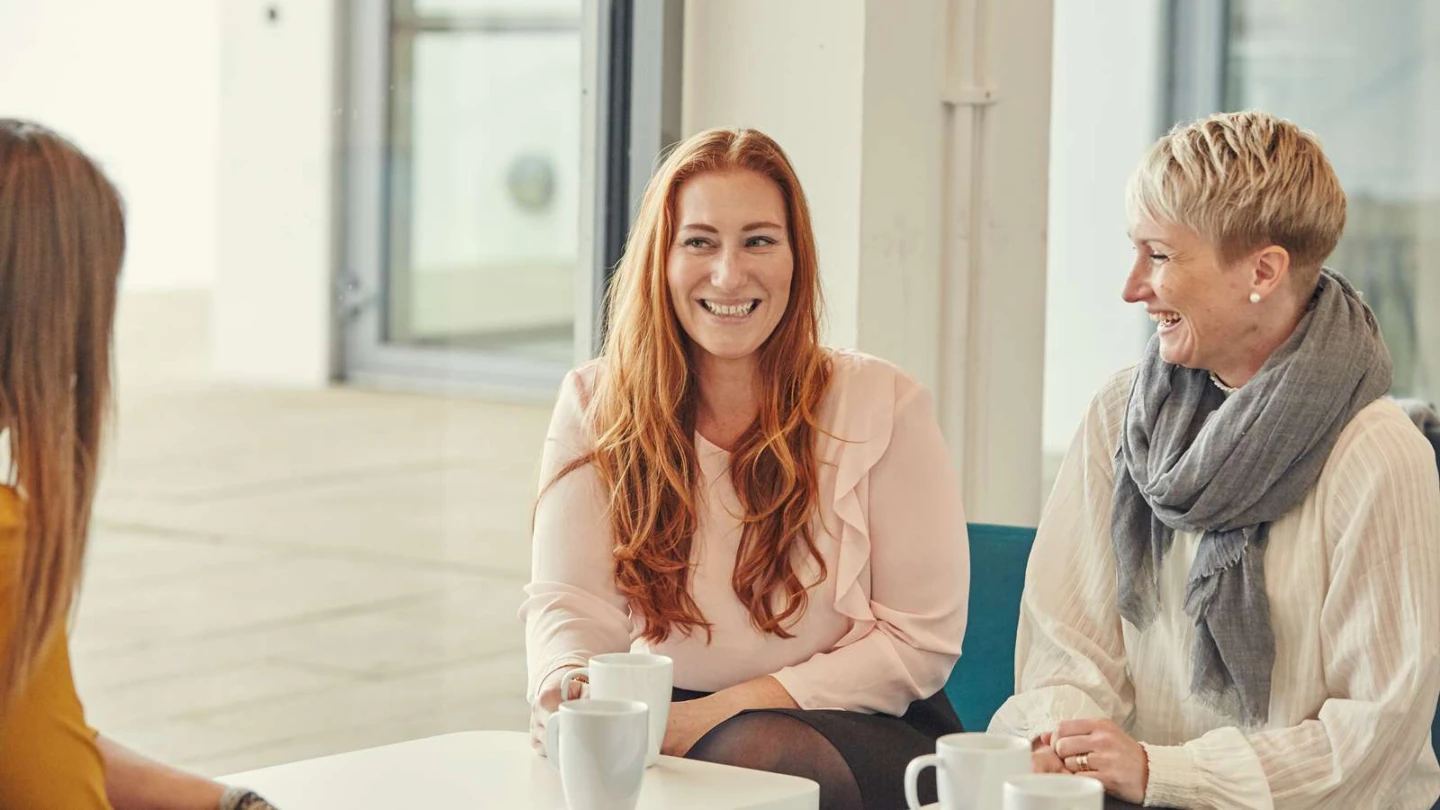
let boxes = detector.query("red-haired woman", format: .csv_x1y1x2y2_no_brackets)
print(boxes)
522,128,970,809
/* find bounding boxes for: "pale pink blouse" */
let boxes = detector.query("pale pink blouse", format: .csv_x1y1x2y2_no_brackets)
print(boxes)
521,350,970,715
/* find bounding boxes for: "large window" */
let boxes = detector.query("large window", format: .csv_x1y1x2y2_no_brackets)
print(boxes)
1215,0,1439,399
1226,0,1440,397
342,0,677,391
342,0,586,389
386,1,581,366
1043,0,1438,498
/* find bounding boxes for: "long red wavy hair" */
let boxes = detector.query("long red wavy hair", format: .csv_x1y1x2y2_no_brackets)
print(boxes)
555,128,832,643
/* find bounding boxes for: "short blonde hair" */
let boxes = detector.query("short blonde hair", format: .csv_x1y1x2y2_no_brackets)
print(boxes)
1126,111,1346,284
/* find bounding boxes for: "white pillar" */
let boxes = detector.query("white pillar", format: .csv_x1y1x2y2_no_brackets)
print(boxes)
853,0,948,393
214,0,339,388
937,0,1054,525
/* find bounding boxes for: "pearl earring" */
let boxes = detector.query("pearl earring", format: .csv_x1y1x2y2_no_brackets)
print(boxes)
1249,291,1262,304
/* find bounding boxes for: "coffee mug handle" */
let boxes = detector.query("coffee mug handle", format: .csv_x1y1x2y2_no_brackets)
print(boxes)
546,666,588,770
545,712,562,769
560,667,589,703
903,753,939,810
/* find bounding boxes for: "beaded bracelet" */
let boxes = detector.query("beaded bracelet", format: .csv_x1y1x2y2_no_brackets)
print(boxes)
219,786,277,810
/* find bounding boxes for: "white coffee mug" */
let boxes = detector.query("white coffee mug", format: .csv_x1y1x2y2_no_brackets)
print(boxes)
1003,774,1104,810
561,653,673,766
550,699,648,810
904,732,1031,810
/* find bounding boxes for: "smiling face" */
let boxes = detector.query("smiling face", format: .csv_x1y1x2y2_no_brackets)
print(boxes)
1123,212,1259,372
666,169,794,369
1121,112,1348,384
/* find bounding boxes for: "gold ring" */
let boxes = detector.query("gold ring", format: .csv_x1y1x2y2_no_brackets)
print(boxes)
1076,753,1090,771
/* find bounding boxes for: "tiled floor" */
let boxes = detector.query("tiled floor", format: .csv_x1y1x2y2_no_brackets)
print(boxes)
71,290,553,776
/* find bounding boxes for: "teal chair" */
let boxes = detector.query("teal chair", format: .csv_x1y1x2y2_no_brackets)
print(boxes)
944,522,1035,732
941,522,1440,805
1427,666,1440,808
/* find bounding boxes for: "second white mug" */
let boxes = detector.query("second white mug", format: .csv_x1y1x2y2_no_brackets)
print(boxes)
551,699,649,810
1003,774,1104,810
561,652,673,766
904,732,1032,810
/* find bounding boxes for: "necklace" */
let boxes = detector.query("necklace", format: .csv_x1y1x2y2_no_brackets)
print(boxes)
1208,371,1239,395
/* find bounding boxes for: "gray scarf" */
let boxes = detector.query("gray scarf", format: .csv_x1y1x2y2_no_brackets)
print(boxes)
1113,269,1392,725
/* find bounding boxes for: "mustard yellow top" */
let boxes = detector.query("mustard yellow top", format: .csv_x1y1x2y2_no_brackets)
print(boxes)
0,486,111,809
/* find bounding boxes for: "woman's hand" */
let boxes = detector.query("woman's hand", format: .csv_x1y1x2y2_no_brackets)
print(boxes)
661,675,799,758
1030,732,1067,774
529,666,584,755
660,695,734,757
1051,718,1150,804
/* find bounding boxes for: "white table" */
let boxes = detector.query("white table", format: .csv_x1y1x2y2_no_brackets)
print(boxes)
224,730,819,809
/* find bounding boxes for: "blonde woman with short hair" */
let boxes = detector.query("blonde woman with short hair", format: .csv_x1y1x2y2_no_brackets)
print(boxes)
992,111,1440,808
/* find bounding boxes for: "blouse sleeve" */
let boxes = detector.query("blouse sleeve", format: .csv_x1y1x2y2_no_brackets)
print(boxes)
988,376,1137,741
771,384,970,715
518,371,635,701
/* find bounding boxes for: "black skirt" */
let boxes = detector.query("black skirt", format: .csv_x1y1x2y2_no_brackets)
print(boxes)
673,686,964,808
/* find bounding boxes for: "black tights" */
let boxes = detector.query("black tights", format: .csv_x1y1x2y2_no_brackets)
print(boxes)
686,711,863,810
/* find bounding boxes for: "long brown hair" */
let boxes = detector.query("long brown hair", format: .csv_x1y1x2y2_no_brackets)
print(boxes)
0,120,125,702
553,128,832,643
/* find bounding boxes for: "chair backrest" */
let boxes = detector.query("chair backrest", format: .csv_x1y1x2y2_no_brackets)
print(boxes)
943,522,1036,732
943,523,1440,765
1433,704,1440,772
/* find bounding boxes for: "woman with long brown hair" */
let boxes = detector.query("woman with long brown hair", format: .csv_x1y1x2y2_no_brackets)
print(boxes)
523,127,970,809
0,120,275,810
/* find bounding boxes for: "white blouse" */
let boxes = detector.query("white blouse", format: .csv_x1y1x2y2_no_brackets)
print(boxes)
990,368,1440,809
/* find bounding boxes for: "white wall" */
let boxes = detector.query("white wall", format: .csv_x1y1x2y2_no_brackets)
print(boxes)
0,0,220,291
213,0,339,387
1041,0,1163,457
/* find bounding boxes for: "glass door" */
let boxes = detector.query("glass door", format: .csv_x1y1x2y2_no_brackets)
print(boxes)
388,0,580,364
342,0,682,393
342,0,591,392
